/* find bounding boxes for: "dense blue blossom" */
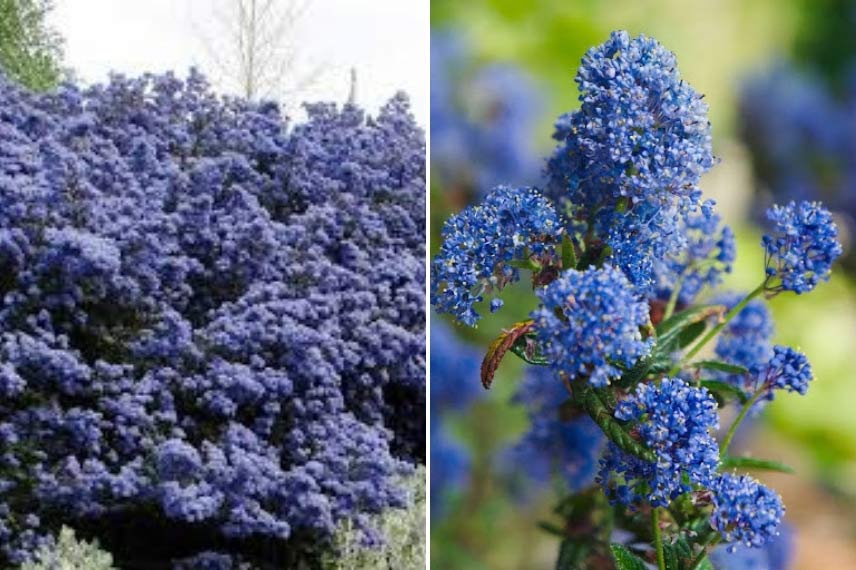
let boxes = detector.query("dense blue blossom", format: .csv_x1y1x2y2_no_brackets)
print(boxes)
431,186,562,326
753,346,813,397
762,200,842,294
546,31,715,291
598,378,720,507
431,31,541,197
0,69,425,566
712,293,775,395
653,202,736,305
711,473,784,549
506,367,604,491
532,265,652,387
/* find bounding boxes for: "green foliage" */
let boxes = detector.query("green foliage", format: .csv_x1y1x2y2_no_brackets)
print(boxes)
720,455,796,474
610,544,647,570
323,467,426,570
0,0,63,90
20,527,114,570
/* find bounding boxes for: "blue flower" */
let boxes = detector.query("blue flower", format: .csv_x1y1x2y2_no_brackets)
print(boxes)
754,345,813,396
598,378,720,507
546,30,715,292
505,367,604,491
711,473,784,548
712,293,775,396
710,522,794,570
431,186,562,326
762,200,842,294
532,265,652,387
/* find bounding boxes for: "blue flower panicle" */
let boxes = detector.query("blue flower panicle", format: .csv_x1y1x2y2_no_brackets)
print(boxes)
755,345,813,396
711,473,784,549
431,186,562,326
546,30,715,292
532,265,652,387
762,200,843,294
598,378,720,507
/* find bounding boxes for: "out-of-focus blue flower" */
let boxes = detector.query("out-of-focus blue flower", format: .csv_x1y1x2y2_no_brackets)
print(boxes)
598,378,720,507
431,31,541,197
430,316,482,412
711,473,784,549
532,265,652,387
712,292,774,392
430,420,470,521
431,186,562,326
710,522,794,570
505,367,604,491
762,200,842,294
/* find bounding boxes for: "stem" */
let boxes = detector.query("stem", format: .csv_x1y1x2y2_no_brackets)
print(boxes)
688,534,720,570
720,387,766,457
663,273,688,321
668,283,765,376
653,507,666,570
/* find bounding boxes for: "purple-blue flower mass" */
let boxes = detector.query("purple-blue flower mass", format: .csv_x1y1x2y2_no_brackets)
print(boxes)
711,473,785,549
0,69,425,566
762,200,842,294
532,265,652,387
431,185,562,326
598,378,720,507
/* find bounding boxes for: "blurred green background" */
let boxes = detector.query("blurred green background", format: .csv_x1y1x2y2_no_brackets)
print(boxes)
430,1,856,568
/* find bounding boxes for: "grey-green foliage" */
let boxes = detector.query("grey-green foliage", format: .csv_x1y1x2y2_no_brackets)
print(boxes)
0,0,63,90
324,467,426,570
19,526,115,570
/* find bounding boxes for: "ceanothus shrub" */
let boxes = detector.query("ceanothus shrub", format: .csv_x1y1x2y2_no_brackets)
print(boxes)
0,69,425,567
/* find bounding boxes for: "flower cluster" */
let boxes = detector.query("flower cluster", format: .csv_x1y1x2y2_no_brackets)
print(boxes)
598,378,720,506
431,185,562,326
754,345,813,396
429,318,482,518
711,473,785,549
546,30,716,292
739,63,855,267
506,367,604,491
0,69,425,566
712,293,775,394
762,200,843,294
431,31,541,198
532,265,652,387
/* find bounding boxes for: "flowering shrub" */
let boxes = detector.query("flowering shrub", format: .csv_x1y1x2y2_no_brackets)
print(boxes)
0,69,425,567
431,31,842,570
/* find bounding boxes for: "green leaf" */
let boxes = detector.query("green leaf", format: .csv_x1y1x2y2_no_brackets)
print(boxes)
556,539,589,570
610,544,648,570
664,538,692,570
562,234,577,270
676,321,706,350
721,455,795,474
691,360,749,375
700,380,749,404
655,304,725,350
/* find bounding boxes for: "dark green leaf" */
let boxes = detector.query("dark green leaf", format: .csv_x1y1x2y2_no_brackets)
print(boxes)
562,234,577,270
538,520,565,537
721,456,795,474
699,380,749,404
610,544,648,570
556,539,589,570
664,537,692,570
691,360,749,374
676,321,706,350
655,304,725,350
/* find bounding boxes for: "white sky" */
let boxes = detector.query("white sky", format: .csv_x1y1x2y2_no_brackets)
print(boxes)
49,0,428,125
